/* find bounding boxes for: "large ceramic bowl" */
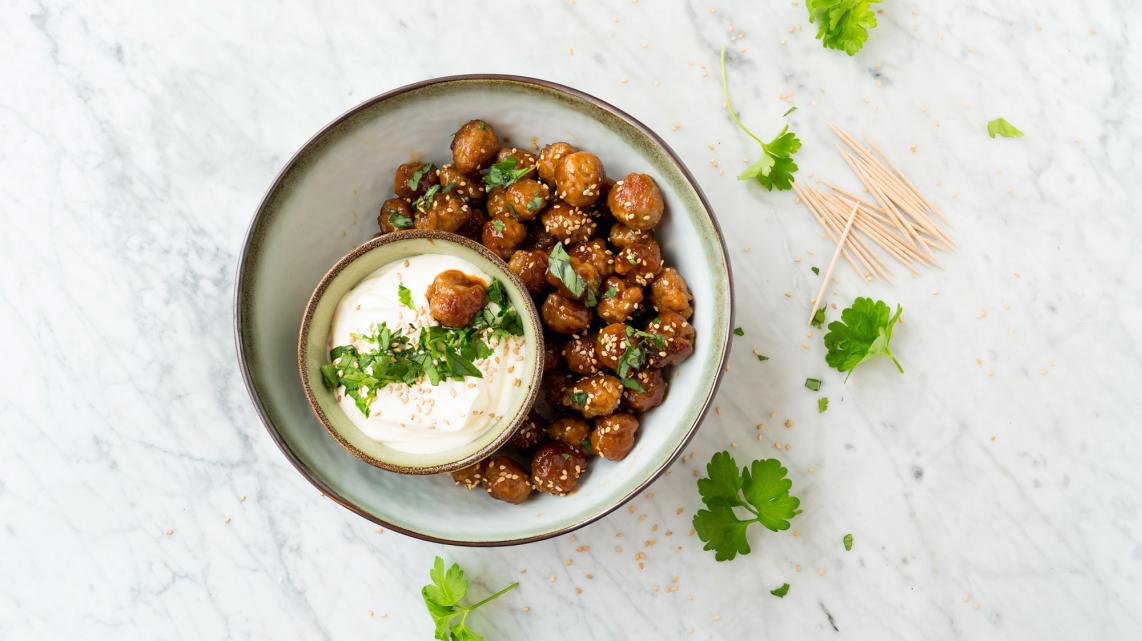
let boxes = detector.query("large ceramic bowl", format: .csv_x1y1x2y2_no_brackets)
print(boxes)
235,75,733,545
297,231,544,475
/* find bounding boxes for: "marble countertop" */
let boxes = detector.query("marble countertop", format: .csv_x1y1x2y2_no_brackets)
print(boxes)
3,1,1140,638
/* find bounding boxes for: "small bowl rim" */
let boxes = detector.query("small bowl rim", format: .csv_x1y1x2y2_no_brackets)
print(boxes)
234,74,736,546
297,229,545,475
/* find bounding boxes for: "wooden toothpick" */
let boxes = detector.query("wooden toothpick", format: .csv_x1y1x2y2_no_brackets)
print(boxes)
809,201,859,325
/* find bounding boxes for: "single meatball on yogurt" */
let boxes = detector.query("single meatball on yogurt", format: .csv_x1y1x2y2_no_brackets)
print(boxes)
426,270,487,327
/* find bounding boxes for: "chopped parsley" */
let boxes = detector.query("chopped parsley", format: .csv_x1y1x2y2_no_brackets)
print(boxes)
804,378,822,391
818,397,829,413
720,47,801,191
811,307,826,328
526,195,544,212
770,583,790,598
614,325,667,392
492,218,505,234
321,277,523,417
987,118,1024,139
398,283,415,311
569,391,588,407
603,285,618,299
694,451,802,561
756,353,770,362
823,297,904,379
421,556,517,641
405,163,434,192
412,184,441,212
548,242,597,306
843,532,853,551
483,157,533,190
733,327,744,336
387,208,413,229
811,266,820,275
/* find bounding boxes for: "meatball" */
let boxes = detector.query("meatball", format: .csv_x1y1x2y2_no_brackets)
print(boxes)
394,162,439,201
596,276,644,324
547,416,590,447
541,293,591,335
523,228,560,253
542,337,561,372
545,255,600,302
485,187,512,220
437,163,486,203
608,223,653,249
613,240,663,285
594,323,629,371
564,373,622,418
537,142,577,186
450,460,485,490
541,201,596,244
650,267,693,319
456,207,487,242
505,179,550,221
451,119,499,175
378,198,414,234
426,270,487,327
544,370,573,408
507,250,550,295
531,441,588,495
497,146,538,170
645,311,696,368
590,414,639,461
555,151,606,207
507,410,547,453
562,333,601,375
607,173,664,230
481,217,528,259
414,190,472,233
623,368,667,412
568,239,615,279
485,456,533,504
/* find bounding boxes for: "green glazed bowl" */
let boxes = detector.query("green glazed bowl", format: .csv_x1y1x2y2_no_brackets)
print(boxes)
298,231,543,475
235,75,734,545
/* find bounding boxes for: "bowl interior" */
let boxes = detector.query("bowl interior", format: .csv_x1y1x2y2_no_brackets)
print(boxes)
237,77,731,544
300,233,541,473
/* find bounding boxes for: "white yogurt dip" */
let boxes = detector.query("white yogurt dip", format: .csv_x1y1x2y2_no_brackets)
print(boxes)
327,254,528,454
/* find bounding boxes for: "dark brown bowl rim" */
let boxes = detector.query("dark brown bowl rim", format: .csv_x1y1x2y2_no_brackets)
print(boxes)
234,74,736,546
297,230,545,475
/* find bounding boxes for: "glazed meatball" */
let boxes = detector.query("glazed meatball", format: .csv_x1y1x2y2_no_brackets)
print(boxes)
544,370,574,408
537,142,577,186
564,373,622,418
594,323,629,371
497,146,538,170
450,460,485,490
547,416,590,446
437,163,486,203
542,337,561,372
541,201,596,244
545,255,600,302
531,441,588,495
650,267,693,319
485,456,533,504
613,240,663,285
607,173,664,230
590,414,639,461
608,223,653,249
596,276,644,324
555,151,606,207
415,190,472,233
622,368,667,412
426,270,487,327
456,207,487,242
562,333,601,375
378,198,414,234
485,187,512,220
645,311,696,368
507,411,547,453
541,293,591,335
507,249,550,295
482,217,527,259
522,228,560,253
568,239,615,279
451,119,499,175
394,162,438,200
505,179,550,221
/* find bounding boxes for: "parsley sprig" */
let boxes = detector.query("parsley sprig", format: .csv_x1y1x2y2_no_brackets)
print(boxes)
823,297,903,379
422,556,518,641
693,451,802,561
482,157,533,190
547,243,598,306
321,278,523,416
616,325,666,392
719,47,801,191
807,0,882,56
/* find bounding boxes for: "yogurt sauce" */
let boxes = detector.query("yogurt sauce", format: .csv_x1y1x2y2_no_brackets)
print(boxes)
328,254,528,454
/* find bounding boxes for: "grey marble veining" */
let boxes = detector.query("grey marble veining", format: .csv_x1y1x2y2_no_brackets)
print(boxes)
2,0,1140,639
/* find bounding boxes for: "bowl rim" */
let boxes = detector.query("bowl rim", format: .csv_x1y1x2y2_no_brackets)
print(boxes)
297,230,545,476
233,74,736,546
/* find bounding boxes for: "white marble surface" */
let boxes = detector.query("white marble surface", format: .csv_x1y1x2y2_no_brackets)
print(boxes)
2,0,1140,638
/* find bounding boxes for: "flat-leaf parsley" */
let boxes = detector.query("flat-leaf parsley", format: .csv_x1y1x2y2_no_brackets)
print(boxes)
719,47,801,191
807,0,882,56
823,297,904,379
693,451,802,561
421,556,518,641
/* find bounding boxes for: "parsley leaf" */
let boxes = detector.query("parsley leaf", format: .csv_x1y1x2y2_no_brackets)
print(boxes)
720,47,801,191
406,163,434,192
547,242,597,306
756,353,770,362
807,0,882,56
492,218,505,234
398,283,415,311
483,157,533,190
843,532,853,551
421,556,518,641
818,397,829,413
811,266,820,275
387,208,414,229
412,184,441,212
804,378,822,391
987,118,1024,139
526,195,544,212
733,327,744,336
569,391,588,406
771,583,791,598
693,451,802,561
811,307,826,328
603,285,618,299
823,297,904,379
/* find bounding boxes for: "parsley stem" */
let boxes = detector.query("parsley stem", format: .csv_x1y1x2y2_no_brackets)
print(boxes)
467,582,519,610
719,46,763,146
